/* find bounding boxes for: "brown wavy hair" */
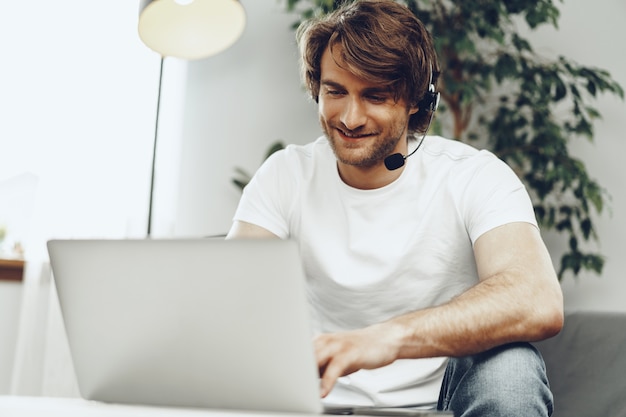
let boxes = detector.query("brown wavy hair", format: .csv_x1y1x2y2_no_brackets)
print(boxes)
296,0,440,134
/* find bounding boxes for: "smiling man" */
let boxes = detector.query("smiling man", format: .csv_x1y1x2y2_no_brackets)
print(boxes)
226,1,563,416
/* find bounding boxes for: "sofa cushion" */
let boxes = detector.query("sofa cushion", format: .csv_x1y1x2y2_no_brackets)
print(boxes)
534,311,626,417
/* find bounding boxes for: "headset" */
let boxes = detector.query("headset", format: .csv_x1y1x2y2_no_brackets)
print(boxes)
383,66,440,171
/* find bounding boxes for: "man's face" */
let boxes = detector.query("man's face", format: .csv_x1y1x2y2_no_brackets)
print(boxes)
318,46,418,170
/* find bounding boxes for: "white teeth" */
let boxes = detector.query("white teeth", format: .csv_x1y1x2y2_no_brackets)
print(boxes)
341,130,363,138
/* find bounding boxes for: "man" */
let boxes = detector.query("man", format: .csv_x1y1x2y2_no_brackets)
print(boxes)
227,1,564,415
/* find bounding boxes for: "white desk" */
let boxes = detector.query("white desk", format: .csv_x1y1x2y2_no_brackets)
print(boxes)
0,396,316,417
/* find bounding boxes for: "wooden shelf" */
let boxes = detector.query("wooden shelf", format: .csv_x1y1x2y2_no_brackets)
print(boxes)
0,258,25,282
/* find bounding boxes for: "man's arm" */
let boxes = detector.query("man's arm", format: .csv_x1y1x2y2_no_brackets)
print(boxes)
226,220,279,239
315,222,564,397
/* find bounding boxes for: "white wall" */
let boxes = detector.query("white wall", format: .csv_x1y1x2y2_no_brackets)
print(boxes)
172,0,626,311
168,0,319,237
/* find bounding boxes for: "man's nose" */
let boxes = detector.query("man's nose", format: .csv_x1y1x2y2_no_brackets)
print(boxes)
340,98,367,130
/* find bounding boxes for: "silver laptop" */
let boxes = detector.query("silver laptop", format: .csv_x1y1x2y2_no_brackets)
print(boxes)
48,238,322,413
47,238,452,416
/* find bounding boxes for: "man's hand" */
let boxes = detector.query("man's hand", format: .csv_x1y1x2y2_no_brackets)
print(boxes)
314,324,403,397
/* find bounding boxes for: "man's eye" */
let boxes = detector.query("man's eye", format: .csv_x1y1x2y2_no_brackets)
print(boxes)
367,95,386,103
327,90,344,96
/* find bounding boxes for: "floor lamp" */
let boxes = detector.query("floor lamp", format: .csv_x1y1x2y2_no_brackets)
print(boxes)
137,0,246,236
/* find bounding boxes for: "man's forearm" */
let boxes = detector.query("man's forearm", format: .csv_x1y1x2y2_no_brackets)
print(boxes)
391,270,564,359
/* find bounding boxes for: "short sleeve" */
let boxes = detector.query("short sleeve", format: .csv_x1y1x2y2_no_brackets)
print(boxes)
232,149,299,239
454,151,537,244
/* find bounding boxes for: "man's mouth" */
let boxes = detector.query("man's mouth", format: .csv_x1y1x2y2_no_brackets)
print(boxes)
336,127,374,139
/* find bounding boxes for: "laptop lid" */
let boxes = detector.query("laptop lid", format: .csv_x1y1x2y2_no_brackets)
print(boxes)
47,238,323,414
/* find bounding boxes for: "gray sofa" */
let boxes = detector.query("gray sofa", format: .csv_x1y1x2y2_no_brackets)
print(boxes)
534,311,626,417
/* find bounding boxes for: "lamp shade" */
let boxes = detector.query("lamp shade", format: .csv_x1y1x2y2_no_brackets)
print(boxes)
138,0,246,60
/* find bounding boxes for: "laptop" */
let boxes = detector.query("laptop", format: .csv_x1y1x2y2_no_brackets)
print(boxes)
47,238,452,416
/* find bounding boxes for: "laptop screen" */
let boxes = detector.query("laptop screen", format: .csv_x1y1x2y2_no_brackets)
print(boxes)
48,238,323,413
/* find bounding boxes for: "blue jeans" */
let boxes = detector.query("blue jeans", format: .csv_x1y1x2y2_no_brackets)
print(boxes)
437,342,553,417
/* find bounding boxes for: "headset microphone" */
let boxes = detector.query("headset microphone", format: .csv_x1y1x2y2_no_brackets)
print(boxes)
383,97,437,171
384,153,406,170
384,69,440,171
383,127,426,170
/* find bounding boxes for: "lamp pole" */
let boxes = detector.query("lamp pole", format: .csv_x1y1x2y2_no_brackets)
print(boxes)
147,56,164,237
138,0,246,236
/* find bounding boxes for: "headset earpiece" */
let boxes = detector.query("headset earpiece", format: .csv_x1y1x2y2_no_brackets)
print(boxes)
427,83,440,112
418,65,439,113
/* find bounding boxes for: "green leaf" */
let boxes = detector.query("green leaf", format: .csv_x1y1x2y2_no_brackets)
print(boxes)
494,54,518,83
553,76,567,101
580,218,593,240
587,80,597,96
231,178,248,191
512,33,533,52
585,106,601,120
264,141,285,159
584,254,604,274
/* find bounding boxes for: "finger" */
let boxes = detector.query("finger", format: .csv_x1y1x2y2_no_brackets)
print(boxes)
319,358,344,398
314,334,335,370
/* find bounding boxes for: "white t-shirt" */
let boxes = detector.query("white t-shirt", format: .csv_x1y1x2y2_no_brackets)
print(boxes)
233,135,537,407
